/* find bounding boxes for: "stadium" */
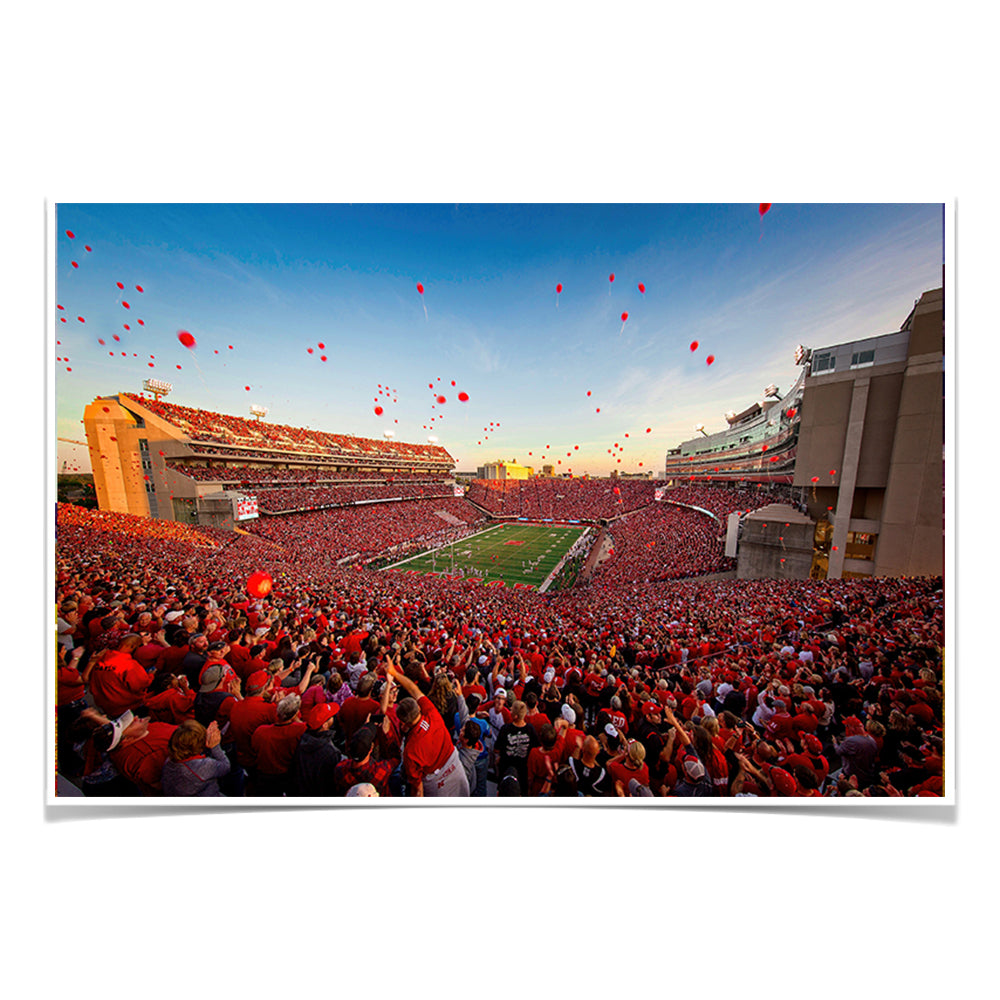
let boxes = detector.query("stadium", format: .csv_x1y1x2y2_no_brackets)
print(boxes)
53,207,946,803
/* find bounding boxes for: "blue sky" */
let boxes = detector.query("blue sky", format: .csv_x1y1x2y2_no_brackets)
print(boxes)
53,203,943,475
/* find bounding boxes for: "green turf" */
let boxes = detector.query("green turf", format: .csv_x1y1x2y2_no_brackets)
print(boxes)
384,522,587,590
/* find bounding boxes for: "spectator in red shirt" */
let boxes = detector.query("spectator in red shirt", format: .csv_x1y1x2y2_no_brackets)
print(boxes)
88,634,153,718
387,659,468,797
251,693,307,796
526,723,563,795
228,670,279,770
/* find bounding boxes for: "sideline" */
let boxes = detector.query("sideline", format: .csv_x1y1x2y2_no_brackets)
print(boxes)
380,523,507,571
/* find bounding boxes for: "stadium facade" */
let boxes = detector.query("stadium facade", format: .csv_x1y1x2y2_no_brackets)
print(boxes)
665,286,944,580
81,392,456,530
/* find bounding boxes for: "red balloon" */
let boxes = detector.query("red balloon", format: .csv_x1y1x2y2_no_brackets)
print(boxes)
556,283,562,293
247,571,273,598
586,391,591,396
245,386,251,391
116,281,124,289
374,405,383,416
320,355,327,362
574,445,579,450
417,283,424,294
85,245,92,252
451,380,456,386
596,408,600,413
122,301,130,309
706,355,715,365
137,319,144,326
621,312,628,322
318,342,325,349
609,273,615,283
829,469,837,476
136,284,144,292
65,230,75,239
71,261,78,268
759,203,772,217
57,305,63,310
77,316,85,323
437,395,446,404
177,331,196,349
307,348,313,354
458,392,469,402
638,283,645,294
646,428,651,433
123,324,129,330
690,341,699,351
811,476,819,483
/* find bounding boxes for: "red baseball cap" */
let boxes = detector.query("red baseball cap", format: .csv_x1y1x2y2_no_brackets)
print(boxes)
642,701,661,717
770,767,797,796
246,670,270,692
307,702,340,730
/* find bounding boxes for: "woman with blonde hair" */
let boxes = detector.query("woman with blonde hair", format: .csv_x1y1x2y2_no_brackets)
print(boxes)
161,720,230,796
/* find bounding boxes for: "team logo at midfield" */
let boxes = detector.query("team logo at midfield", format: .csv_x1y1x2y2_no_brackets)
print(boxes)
504,540,526,546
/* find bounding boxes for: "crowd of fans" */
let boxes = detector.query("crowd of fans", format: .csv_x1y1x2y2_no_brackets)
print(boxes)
167,465,450,486
466,477,655,520
121,393,452,462
244,498,488,561
54,494,945,799
593,505,734,585
255,482,455,513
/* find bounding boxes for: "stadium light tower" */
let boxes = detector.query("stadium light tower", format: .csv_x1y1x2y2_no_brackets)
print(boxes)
250,404,269,421
142,378,173,402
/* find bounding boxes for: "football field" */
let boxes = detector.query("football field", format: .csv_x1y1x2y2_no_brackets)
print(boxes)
384,522,587,590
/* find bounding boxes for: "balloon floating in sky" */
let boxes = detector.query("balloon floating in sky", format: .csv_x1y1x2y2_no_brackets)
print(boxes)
416,283,424,294
117,282,124,289
609,273,615,284
65,230,75,239
706,355,715,365
690,341,699,351
374,406,383,416
71,261,78,268
122,301,130,309
556,283,562,294
458,392,469,402
758,203,772,241
436,395,446,404
246,571,273,598
177,331,196,349
638,283,645,295
136,284,144,293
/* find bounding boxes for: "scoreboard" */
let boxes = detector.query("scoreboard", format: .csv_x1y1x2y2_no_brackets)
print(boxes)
234,494,259,521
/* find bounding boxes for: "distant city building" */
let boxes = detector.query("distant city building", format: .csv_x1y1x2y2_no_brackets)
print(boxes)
478,460,532,480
